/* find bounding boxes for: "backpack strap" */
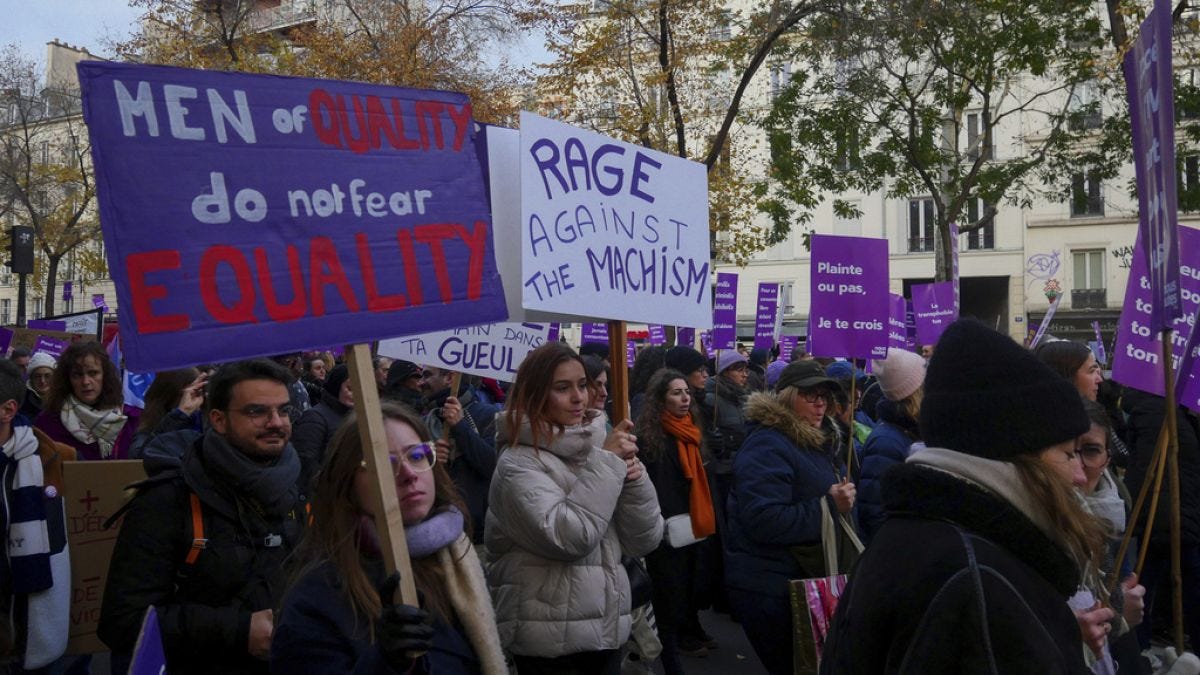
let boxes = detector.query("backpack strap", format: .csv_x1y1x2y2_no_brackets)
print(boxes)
184,492,207,566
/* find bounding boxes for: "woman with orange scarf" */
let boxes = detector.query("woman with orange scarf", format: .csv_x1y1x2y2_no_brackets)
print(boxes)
635,368,717,674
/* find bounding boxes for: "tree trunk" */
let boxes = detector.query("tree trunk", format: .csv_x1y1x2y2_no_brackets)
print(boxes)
43,254,60,318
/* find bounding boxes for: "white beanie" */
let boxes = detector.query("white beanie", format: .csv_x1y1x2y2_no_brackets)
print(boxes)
871,349,925,401
27,352,57,373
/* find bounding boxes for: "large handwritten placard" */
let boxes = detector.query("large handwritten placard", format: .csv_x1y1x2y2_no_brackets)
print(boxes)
808,235,889,359
519,112,710,327
378,322,554,381
78,62,506,371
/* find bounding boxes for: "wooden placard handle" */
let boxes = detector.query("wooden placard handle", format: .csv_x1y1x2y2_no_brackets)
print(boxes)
607,320,629,425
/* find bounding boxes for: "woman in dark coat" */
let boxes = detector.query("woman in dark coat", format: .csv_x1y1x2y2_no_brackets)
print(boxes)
637,368,717,671
724,360,858,675
822,320,1102,675
291,364,353,494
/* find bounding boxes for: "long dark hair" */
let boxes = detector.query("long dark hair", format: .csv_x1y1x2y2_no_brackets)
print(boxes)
1033,341,1091,382
138,368,199,432
503,342,585,449
629,345,668,396
634,368,693,463
285,402,469,637
46,341,122,412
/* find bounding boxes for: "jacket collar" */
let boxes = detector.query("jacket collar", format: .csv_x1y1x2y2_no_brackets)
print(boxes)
743,392,827,449
498,410,607,462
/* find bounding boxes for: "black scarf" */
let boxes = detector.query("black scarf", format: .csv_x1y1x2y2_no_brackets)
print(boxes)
186,430,301,519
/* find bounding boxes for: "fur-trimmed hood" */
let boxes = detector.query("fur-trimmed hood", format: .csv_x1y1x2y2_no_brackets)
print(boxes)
743,392,828,449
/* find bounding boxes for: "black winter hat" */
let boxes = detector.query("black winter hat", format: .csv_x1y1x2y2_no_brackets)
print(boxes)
664,346,707,375
323,364,350,399
385,360,421,389
919,319,1089,461
775,360,838,393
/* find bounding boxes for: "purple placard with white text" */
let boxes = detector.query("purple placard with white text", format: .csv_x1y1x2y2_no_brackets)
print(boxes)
754,283,779,351
700,330,715,358
779,335,799,361
77,61,506,371
888,293,908,351
1177,305,1200,412
626,340,636,367
581,323,609,345
1112,226,1200,396
1092,321,1108,366
712,273,738,350
677,327,695,348
33,336,69,359
1124,0,1183,333
648,324,667,346
912,282,958,347
808,235,889,359
547,323,561,343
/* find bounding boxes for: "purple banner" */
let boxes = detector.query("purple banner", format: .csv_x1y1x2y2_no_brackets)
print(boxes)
0,327,12,355
809,235,889,359
27,319,67,332
547,322,560,343
648,324,667,346
78,61,506,371
581,323,609,345
1124,0,1182,332
912,281,958,347
626,339,636,367
712,273,738,350
33,336,69,359
754,282,779,351
130,606,166,675
1092,321,1107,366
1177,305,1200,412
1112,225,1200,396
676,327,695,349
888,293,908,351
779,335,799,361
62,280,73,301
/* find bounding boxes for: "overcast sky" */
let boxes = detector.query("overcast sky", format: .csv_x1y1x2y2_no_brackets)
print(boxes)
2,0,143,62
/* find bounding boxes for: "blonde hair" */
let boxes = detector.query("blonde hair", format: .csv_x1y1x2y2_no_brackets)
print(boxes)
897,387,923,423
1011,454,1107,573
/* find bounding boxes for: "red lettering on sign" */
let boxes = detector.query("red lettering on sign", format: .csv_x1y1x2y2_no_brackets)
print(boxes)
356,233,408,312
309,236,360,317
200,245,258,324
127,250,189,335
255,245,307,322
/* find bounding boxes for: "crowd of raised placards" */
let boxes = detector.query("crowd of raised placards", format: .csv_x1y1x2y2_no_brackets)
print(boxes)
0,319,1195,675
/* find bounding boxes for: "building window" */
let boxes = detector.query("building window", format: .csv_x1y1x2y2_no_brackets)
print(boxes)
1068,82,1102,131
31,297,41,320
965,198,995,250
1180,155,1200,213
966,111,993,161
769,62,792,102
908,198,935,252
1070,171,1104,217
1071,249,1106,309
0,299,9,326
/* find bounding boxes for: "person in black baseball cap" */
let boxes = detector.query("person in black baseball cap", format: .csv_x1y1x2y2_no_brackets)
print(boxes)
382,360,423,410
821,319,1103,674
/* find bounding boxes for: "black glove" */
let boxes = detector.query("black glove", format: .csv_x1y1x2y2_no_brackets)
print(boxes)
377,572,435,671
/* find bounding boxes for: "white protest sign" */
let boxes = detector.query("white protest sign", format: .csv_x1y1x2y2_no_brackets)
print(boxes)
518,112,712,327
378,322,553,381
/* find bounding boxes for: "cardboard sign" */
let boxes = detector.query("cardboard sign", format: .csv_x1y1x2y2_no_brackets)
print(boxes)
64,460,147,654
808,235,889,359
754,282,780,351
78,61,507,371
378,322,554,381
518,112,711,327
912,281,958,347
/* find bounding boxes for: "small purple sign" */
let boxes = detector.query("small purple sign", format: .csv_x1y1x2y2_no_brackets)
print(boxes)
912,281,958,347
1112,226,1200,396
700,330,715,358
648,324,667,346
1177,305,1200,412
905,298,917,350
91,293,107,313
1124,0,1183,333
626,340,636,368
0,327,12,355
888,293,908,351
1092,321,1107,366
547,322,561,343
754,283,779,351
33,336,69,359
581,323,609,345
62,280,73,302
779,335,799,361
676,327,695,349
712,273,738,350
27,319,68,332
808,235,889,359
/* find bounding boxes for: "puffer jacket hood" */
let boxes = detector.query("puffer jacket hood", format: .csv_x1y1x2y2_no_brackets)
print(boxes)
743,392,827,450
496,410,607,462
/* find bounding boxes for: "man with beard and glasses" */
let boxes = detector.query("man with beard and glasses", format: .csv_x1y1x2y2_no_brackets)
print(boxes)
99,360,307,675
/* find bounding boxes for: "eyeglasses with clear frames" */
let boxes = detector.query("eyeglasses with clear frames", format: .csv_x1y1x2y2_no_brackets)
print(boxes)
231,404,295,425
1076,441,1110,469
801,390,830,405
361,442,437,475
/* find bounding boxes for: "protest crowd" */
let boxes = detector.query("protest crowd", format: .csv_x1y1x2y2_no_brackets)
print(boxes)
0,315,1195,675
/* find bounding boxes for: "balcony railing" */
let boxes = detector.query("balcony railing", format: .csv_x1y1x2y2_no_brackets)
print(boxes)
1071,288,1106,309
908,236,934,253
248,0,317,33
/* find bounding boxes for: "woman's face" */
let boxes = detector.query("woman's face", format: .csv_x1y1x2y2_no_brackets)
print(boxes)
588,371,608,411
355,419,437,526
547,359,588,427
309,359,327,381
724,363,749,388
29,367,53,396
1077,423,1110,493
70,355,104,406
1074,354,1102,401
338,379,355,408
790,387,828,427
1037,438,1087,489
664,378,691,418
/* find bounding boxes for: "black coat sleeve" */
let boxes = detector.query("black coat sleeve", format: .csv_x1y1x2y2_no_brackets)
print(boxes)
291,407,332,494
98,482,250,661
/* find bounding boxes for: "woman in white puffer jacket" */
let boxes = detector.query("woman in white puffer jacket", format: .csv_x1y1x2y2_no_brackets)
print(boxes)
485,342,663,675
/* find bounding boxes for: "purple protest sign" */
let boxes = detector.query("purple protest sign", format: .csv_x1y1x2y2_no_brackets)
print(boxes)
700,330,715,358
547,322,561,343
912,282,958,347
626,340,636,367
676,327,695,349
0,327,12,355
130,606,166,675
1112,225,1200,395
91,294,107,313
62,281,73,302
1092,321,1108,365
779,335,799,361
1124,0,1182,333
78,61,506,371
753,283,779,351
27,319,67,332
712,273,738,350
33,336,69,359
581,323,609,345
808,235,888,359
888,293,908,351
1177,305,1200,412
905,299,917,350
648,324,667,346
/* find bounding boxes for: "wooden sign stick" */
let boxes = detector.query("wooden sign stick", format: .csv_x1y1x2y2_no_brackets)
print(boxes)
346,343,418,606
607,320,630,425
1160,330,1185,654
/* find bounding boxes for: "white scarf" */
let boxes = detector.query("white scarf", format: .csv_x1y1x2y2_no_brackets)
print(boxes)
436,533,508,675
60,395,127,458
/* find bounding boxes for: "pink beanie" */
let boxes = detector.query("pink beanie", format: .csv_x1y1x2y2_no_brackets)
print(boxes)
871,349,926,401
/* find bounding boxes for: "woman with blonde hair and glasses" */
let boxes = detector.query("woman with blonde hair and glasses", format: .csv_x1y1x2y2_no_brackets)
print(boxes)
271,401,506,674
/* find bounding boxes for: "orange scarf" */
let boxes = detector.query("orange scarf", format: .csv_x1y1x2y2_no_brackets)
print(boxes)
660,412,716,539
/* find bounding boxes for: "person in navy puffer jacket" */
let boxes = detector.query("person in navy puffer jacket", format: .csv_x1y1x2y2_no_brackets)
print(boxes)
858,348,926,543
